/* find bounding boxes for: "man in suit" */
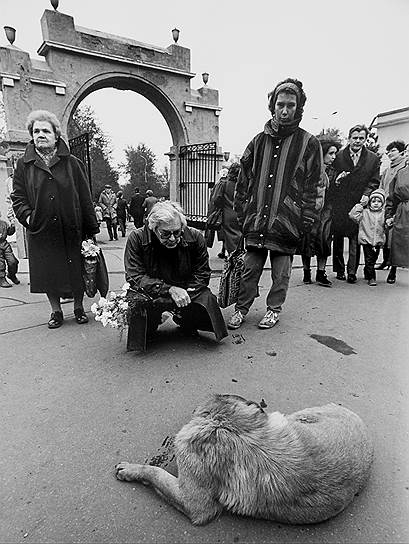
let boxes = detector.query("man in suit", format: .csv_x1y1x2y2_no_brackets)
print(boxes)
328,124,380,283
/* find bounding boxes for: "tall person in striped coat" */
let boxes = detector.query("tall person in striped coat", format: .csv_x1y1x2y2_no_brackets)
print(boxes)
228,78,323,331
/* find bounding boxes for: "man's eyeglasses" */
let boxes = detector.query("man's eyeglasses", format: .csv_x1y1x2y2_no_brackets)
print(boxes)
156,228,183,239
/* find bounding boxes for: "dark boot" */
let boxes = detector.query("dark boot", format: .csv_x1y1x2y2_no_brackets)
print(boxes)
303,269,312,284
387,266,396,284
316,270,332,287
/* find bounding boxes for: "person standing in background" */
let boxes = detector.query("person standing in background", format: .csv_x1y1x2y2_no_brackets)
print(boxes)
301,137,341,287
329,125,380,284
384,162,409,284
99,184,118,241
143,190,158,220
376,140,406,270
129,187,145,228
116,190,128,237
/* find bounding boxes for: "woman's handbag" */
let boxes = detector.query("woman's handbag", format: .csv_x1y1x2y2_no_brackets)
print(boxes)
218,236,246,308
82,240,109,298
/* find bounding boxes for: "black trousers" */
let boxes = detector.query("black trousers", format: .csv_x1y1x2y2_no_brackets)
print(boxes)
0,243,19,279
332,233,360,275
105,218,117,240
362,245,380,280
117,217,126,237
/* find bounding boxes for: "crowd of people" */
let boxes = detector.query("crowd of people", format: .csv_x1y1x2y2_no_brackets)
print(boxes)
95,185,158,241
1,78,408,348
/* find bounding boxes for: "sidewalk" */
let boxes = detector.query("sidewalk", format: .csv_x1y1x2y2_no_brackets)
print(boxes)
1,223,408,544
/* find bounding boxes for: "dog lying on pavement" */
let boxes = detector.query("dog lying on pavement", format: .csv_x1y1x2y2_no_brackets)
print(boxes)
115,394,373,525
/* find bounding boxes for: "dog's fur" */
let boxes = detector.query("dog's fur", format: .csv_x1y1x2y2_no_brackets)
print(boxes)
115,394,373,525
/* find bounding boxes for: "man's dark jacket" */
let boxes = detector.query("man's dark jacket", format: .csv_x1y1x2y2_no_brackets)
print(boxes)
328,146,380,237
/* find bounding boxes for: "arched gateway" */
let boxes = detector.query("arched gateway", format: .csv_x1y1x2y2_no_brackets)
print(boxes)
0,5,224,232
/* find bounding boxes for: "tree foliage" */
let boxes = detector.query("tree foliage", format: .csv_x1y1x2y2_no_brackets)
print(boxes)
120,143,169,200
67,104,119,198
316,127,345,146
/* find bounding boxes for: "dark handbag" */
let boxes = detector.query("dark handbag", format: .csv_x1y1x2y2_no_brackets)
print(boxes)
83,248,109,297
96,250,109,297
206,207,223,231
218,236,246,308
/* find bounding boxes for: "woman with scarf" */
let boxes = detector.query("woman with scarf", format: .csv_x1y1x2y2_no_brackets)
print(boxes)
301,137,341,287
377,140,407,270
11,110,99,328
228,78,323,331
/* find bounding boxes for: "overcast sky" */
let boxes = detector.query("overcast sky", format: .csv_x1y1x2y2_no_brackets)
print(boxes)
2,0,409,175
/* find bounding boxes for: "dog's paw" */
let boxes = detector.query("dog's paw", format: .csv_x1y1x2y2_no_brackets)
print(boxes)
115,462,143,481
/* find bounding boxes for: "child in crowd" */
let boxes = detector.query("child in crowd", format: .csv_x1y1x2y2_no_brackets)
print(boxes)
0,210,20,288
348,188,386,286
94,202,103,226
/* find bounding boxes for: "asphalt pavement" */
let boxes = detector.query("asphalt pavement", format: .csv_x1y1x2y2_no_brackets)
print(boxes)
1,224,408,544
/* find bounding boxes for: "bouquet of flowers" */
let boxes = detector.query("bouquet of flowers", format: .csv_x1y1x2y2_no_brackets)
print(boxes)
81,239,101,297
81,239,100,258
91,282,129,338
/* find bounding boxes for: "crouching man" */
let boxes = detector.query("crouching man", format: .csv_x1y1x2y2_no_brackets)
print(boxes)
124,200,228,351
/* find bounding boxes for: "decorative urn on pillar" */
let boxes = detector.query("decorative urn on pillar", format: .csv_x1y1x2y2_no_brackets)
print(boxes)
202,72,209,85
172,28,180,43
4,26,16,45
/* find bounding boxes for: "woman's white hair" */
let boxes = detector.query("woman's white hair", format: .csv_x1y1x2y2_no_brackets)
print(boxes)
26,110,62,139
148,200,187,230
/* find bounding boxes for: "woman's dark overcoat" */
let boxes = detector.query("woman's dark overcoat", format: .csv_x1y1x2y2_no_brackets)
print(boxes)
385,165,409,267
11,139,99,294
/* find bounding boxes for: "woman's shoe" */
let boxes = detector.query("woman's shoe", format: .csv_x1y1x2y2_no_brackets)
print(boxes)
74,308,89,324
386,267,396,284
303,269,312,284
48,310,64,329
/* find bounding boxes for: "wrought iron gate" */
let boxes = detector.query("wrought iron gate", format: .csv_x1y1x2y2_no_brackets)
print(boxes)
69,133,92,191
179,142,217,229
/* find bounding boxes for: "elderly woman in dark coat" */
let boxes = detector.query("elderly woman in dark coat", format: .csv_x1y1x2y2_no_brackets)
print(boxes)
124,200,228,352
12,110,99,328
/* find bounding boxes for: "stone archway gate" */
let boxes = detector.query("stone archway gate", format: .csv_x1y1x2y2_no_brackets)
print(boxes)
0,5,224,214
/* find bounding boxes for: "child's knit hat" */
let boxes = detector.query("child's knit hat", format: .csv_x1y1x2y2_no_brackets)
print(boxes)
369,188,386,207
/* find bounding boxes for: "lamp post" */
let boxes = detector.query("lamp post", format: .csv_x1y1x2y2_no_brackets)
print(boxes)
139,153,148,187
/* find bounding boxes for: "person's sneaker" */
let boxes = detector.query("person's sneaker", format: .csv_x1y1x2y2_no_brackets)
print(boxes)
336,272,346,280
303,269,312,284
258,310,279,329
0,278,12,288
347,274,357,284
316,270,332,287
368,278,377,286
227,310,245,330
7,274,20,285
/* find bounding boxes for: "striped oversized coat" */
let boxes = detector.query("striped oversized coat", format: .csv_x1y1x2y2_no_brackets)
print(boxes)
234,122,323,254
